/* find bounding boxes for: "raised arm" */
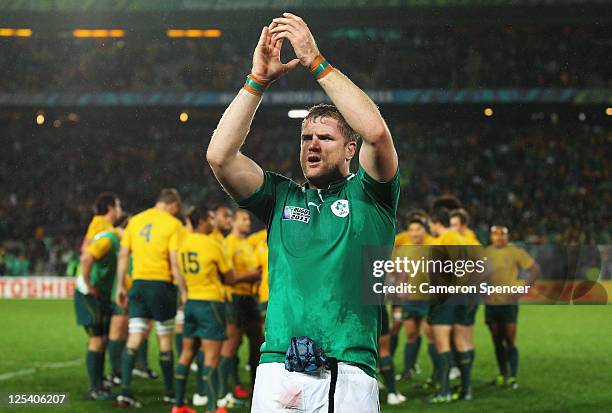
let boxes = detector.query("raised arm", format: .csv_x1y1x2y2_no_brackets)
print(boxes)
271,13,398,182
206,24,300,201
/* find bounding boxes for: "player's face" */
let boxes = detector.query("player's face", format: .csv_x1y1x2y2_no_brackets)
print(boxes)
215,207,233,231
428,220,441,237
233,211,251,234
490,231,509,248
166,202,181,217
300,117,356,186
450,216,464,235
408,223,425,245
110,199,123,222
201,212,215,234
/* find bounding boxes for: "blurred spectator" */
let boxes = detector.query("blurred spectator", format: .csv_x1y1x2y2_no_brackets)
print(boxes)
0,112,608,273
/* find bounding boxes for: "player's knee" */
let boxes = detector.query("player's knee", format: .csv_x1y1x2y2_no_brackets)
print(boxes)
406,327,419,342
179,347,195,364
88,336,105,351
221,341,235,358
205,352,221,367
174,310,185,327
155,318,175,335
128,317,149,334
109,317,128,340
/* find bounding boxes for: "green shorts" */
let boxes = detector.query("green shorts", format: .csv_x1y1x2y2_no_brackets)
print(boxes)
402,302,430,320
225,301,237,325
232,294,261,329
183,300,227,341
74,290,112,336
128,280,177,322
454,302,480,326
485,305,519,325
427,303,455,325
259,301,268,318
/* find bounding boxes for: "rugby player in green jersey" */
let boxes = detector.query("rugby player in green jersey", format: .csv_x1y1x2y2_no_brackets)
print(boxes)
207,13,399,412
75,195,122,400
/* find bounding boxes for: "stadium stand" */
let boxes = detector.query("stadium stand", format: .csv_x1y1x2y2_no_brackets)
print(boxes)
0,26,610,92
1,112,609,275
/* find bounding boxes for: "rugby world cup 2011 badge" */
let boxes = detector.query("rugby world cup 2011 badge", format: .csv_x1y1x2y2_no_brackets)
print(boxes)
331,200,349,218
282,206,311,223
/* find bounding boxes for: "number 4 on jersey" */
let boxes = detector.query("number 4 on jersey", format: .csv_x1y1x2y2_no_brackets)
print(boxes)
139,223,152,242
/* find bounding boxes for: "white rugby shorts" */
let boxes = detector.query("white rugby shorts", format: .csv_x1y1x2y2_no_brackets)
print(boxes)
251,362,379,413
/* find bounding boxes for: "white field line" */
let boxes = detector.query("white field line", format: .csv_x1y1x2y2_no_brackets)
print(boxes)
0,359,81,381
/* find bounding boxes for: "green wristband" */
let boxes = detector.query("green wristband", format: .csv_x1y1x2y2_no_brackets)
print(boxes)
310,60,330,78
245,75,266,94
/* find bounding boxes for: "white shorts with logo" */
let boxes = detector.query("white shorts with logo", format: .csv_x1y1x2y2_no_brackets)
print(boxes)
251,362,379,413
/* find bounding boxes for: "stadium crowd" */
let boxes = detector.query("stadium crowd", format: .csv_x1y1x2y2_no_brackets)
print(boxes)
0,25,610,92
0,114,609,276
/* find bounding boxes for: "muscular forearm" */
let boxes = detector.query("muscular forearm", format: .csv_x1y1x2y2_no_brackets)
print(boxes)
221,270,236,285
318,69,390,144
234,268,262,284
171,259,187,297
206,89,262,167
116,250,129,292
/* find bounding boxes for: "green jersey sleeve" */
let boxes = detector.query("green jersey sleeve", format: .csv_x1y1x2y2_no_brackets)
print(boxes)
356,166,400,214
237,171,292,225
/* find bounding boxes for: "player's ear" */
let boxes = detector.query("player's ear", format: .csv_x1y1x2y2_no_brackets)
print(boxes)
345,140,357,161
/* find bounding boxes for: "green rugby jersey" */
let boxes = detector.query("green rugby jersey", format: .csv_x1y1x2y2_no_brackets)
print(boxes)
77,230,120,298
238,166,399,377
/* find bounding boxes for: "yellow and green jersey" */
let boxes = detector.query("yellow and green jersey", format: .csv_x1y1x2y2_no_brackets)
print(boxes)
209,229,225,245
81,215,114,251
485,244,535,304
77,229,120,297
394,231,434,246
391,235,433,301
247,229,267,248
224,233,260,296
121,208,183,283
432,230,467,246
248,230,269,302
463,228,480,245
179,233,233,302
429,230,482,292
85,215,114,241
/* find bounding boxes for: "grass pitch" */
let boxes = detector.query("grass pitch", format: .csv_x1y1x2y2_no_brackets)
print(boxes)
1,300,611,413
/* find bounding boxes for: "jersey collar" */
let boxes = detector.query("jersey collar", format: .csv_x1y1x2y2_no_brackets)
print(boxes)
300,172,355,194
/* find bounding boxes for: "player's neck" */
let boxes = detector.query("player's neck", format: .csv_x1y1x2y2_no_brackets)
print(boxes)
307,169,351,190
153,202,171,214
231,229,246,239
